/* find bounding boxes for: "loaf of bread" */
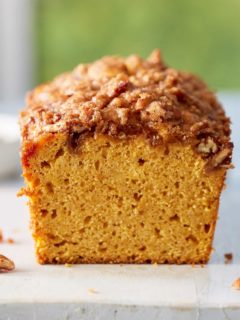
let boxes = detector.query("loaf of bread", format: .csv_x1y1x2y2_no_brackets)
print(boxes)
19,50,232,264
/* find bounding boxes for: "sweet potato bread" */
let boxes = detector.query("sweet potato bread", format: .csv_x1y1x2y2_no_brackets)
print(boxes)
19,50,232,264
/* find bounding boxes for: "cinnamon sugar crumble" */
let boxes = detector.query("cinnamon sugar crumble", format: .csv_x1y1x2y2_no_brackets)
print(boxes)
20,49,232,170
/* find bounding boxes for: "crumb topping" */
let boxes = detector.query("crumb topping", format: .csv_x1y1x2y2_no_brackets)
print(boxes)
20,49,232,170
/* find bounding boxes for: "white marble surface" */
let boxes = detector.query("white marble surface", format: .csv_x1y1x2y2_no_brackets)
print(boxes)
0,93,239,319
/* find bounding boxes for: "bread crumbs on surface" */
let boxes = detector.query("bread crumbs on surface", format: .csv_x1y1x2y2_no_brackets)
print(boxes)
7,238,14,244
224,253,233,264
64,263,72,268
88,288,99,294
232,278,240,290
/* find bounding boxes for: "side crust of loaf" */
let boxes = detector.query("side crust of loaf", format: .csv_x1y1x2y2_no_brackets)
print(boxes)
21,134,225,264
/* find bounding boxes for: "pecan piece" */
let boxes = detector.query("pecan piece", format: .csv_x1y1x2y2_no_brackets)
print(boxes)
206,146,232,172
0,254,15,272
211,148,232,167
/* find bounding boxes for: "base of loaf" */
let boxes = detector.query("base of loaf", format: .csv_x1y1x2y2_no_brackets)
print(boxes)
23,134,225,264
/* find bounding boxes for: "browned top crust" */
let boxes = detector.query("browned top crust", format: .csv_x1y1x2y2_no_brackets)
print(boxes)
20,49,232,170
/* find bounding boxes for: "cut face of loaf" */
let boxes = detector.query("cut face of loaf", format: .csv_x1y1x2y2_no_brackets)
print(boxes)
23,134,225,264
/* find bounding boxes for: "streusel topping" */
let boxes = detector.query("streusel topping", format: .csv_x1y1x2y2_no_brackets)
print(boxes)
20,50,232,169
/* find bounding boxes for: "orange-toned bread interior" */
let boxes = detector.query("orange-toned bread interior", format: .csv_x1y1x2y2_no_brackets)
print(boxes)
22,134,226,264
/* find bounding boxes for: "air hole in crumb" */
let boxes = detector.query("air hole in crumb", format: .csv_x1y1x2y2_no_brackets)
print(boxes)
84,216,92,224
46,182,54,193
46,233,55,240
55,148,64,159
33,178,40,187
140,222,145,228
102,149,108,158
175,181,179,189
138,158,145,166
131,179,137,184
64,178,69,184
186,235,198,244
51,209,57,219
54,240,67,247
155,227,161,237
98,247,107,252
164,147,169,155
68,132,81,151
41,161,50,168
79,228,85,234
169,214,180,222
139,245,146,251
183,224,190,228
204,224,211,233
103,222,108,229
146,259,152,264
95,160,100,171
40,209,48,217
117,197,123,207
133,192,142,201
112,230,116,236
